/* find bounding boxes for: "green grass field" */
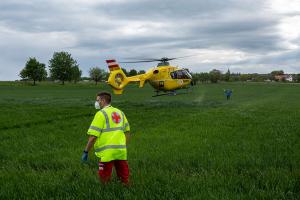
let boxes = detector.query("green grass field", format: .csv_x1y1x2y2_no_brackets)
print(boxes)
0,82,299,199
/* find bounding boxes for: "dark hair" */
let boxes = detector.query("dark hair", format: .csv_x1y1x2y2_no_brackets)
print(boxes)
97,92,111,104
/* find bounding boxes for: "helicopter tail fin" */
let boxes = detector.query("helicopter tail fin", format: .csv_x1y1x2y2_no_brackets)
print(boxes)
106,59,122,72
106,59,129,94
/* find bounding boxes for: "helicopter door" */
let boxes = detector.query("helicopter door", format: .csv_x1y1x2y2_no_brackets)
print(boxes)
159,81,164,88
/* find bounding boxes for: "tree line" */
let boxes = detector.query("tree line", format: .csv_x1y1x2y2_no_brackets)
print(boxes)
20,51,109,85
20,52,83,85
19,51,149,85
19,52,300,85
191,69,300,84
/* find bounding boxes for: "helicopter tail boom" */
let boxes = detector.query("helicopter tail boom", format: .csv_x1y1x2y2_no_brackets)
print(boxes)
106,59,151,94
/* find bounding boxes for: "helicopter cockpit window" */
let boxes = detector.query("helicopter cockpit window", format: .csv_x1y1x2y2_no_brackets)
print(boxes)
171,70,192,79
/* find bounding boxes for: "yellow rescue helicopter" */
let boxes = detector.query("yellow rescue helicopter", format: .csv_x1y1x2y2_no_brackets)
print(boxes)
106,57,193,96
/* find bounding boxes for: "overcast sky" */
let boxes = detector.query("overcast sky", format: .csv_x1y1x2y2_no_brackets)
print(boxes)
0,0,299,80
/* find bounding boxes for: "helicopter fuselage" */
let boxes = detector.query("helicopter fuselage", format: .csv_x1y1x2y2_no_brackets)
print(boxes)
106,59,193,95
147,66,192,91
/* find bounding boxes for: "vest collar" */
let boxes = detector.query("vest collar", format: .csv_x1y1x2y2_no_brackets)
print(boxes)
102,104,111,109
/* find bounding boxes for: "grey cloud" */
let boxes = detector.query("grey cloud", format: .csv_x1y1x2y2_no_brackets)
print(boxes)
0,0,299,80
98,0,264,20
225,49,300,74
259,50,300,64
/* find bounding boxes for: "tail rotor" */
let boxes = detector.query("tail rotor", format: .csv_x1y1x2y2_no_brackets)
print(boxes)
106,59,129,94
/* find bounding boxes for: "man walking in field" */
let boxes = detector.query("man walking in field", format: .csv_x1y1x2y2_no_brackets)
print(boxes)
224,89,233,100
81,92,131,185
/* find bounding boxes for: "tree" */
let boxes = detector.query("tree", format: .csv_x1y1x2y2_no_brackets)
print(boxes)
199,72,210,83
71,66,82,83
209,69,222,83
190,73,198,83
122,68,128,76
89,67,106,85
224,69,230,82
271,70,284,76
240,74,251,81
296,74,300,83
81,77,91,81
128,69,137,76
49,51,78,85
19,57,47,85
138,70,146,74
270,70,284,81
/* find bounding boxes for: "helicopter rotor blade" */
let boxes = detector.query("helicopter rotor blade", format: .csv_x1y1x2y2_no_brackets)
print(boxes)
120,58,173,63
172,54,198,59
123,57,159,61
119,60,158,63
120,54,198,63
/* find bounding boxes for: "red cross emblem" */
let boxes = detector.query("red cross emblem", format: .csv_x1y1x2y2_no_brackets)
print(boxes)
111,112,121,124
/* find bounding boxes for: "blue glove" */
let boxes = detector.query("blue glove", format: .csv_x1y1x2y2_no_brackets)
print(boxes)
81,151,88,162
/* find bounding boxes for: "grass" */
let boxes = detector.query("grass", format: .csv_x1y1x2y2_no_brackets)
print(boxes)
0,82,299,199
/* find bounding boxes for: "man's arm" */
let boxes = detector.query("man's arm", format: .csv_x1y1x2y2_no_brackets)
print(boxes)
125,132,130,145
84,136,97,152
81,136,97,162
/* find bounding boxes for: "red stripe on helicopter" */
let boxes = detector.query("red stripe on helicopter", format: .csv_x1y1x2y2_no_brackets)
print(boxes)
106,60,116,63
106,59,120,70
106,60,119,67
108,64,119,68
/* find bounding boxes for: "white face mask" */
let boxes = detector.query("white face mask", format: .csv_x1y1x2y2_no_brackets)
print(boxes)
95,101,101,110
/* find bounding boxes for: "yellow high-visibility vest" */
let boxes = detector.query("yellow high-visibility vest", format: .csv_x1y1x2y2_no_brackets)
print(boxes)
87,105,130,162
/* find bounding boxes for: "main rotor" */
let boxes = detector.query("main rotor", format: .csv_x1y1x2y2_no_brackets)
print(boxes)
120,55,195,67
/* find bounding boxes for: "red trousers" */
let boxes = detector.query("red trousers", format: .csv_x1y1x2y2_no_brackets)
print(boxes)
98,160,129,185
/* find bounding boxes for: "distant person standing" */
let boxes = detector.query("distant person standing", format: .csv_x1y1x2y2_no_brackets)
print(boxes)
81,92,131,185
224,89,233,100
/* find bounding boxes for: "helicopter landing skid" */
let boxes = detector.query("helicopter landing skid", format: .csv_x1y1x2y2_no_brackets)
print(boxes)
152,89,189,97
152,93,173,97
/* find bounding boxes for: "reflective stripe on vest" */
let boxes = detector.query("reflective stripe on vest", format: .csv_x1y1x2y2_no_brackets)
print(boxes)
95,144,127,152
89,126,125,133
100,110,110,128
102,127,124,133
89,125,102,133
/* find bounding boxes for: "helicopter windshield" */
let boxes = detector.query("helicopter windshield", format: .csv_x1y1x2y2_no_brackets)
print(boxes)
170,69,192,79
